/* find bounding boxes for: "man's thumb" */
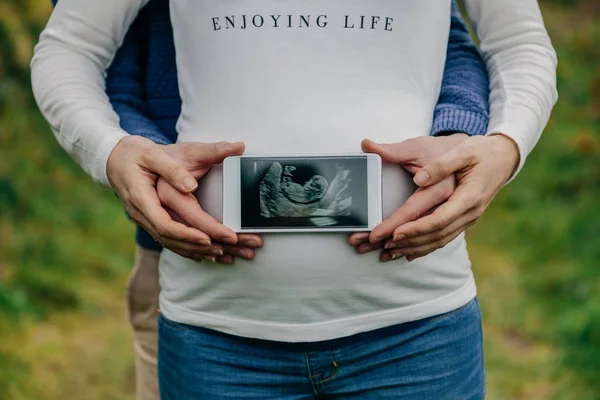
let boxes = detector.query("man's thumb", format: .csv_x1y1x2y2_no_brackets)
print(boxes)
361,139,413,164
181,141,245,167
212,141,245,162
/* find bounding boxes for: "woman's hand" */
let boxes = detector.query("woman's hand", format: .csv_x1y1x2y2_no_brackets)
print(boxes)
157,177,263,264
106,136,245,261
382,134,520,262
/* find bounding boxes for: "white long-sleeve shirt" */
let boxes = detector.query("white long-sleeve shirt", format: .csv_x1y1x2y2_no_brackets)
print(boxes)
31,0,557,341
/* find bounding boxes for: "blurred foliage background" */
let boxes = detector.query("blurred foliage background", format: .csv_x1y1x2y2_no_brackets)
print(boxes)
0,0,599,399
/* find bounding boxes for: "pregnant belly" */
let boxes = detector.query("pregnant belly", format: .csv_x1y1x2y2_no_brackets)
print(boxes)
161,163,473,327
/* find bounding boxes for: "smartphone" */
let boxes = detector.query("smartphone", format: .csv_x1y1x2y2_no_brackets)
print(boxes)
222,153,382,233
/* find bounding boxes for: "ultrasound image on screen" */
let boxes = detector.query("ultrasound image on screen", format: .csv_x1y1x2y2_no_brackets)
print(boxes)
240,156,368,229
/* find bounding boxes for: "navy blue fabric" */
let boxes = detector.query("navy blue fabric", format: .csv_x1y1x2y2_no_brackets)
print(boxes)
158,298,484,399
52,0,490,251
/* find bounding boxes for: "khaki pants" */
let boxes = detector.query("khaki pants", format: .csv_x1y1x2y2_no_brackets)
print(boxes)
127,246,161,400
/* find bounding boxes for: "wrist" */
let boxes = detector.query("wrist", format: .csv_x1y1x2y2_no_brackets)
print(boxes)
443,132,470,147
487,134,520,179
161,143,183,164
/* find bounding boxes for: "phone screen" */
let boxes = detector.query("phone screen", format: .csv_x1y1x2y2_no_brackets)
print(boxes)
239,156,369,230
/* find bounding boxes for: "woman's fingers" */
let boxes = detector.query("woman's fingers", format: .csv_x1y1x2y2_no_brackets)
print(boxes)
356,241,385,255
134,186,211,245
136,139,198,193
349,232,370,246
222,244,256,261
237,234,264,249
157,178,238,245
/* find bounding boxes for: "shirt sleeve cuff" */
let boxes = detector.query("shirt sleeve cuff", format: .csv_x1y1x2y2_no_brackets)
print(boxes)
486,108,543,185
93,130,129,188
431,108,489,137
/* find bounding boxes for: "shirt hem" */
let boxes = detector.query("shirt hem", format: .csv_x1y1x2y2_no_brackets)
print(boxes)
159,275,477,342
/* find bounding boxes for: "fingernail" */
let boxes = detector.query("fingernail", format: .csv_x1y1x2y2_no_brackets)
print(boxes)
384,242,395,249
184,177,198,191
226,142,244,151
414,171,430,186
360,245,373,254
211,248,224,256
245,240,261,248
203,256,216,263
199,239,212,247
393,234,405,241
239,249,252,259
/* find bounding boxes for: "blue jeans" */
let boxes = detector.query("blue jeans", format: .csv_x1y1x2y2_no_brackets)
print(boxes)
159,298,484,399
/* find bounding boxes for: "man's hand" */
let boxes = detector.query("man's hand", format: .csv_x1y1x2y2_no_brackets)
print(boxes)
160,141,263,263
381,134,520,262
106,136,245,261
349,135,468,257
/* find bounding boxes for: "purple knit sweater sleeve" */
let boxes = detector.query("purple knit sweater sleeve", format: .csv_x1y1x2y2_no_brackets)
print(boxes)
431,0,490,137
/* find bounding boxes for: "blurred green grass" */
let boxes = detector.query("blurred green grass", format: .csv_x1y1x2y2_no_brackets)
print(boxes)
0,1,599,399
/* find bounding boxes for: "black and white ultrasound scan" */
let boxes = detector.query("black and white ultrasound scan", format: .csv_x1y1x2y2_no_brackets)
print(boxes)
240,156,369,230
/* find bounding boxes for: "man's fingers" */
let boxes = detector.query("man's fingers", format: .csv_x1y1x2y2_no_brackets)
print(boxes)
361,138,421,165
385,211,478,249
413,143,475,187
387,228,466,261
369,176,455,243
390,185,478,241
